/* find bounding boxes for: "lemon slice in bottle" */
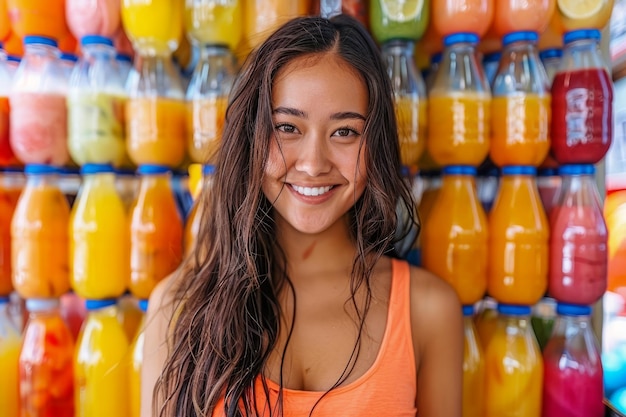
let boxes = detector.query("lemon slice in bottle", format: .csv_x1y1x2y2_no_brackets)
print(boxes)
557,0,604,19
380,0,424,22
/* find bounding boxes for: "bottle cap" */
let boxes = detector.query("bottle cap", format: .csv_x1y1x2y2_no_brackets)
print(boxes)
442,165,476,176
202,164,216,176
116,53,132,63
24,164,59,175
6,55,21,63
81,163,115,175
501,166,536,176
137,164,171,175
60,53,78,63
81,35,114,47
431,52,443,64
556,303,592,316
0,296,10,304
539,48,563,61
502,31,539,46
462,305,475,316
85,299,117,311
558,164,595,176
24,35,58,48
138,299,149,313
483,51,502,64
444,32,479,47
497,304,532,316
26,298,60,311
563,29,601,44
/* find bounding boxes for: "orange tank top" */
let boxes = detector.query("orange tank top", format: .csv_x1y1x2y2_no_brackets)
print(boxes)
212,259,417,417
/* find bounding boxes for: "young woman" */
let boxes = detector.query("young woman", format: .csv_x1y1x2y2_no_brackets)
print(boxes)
142,14,463,417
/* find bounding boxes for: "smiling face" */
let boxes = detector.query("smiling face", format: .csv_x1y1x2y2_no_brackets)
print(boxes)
262,53,369,236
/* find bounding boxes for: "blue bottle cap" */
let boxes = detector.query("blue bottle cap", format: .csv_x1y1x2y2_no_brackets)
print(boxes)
138,299,149,313
501,166,536,176
462,305,475,316
116,53,132,63
0,296,9,303
537,167,559,177
483,51,502,64
6,55,21,63
431,52,443,65
137,164,171,175
81,163,115,175
80,35,114,47
497,304,532,316
202,164,216,176
24,164,59,175
23,35,58,48
444,32,479,47
502,31,539,46
564,29,601,44
556,303,592,316
60,53,78,62
442,165,477,176
539,48,563,61
558,164,595,176
85,299,117,310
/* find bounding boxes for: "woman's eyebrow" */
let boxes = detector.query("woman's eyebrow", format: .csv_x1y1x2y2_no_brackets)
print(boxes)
330,111,366,121
272,107,365,121
272,106,306,118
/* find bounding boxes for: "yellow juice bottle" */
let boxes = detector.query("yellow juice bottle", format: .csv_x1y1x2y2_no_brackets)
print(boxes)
0,296,20,416
184,0,243,50
129,299,148,417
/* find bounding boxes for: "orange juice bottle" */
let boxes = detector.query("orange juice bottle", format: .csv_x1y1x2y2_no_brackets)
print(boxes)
70,164,129,299
491,0,555,37
556,0,613,31
428,33,491,167
0,170,23,296
0,296,20,416
382,40,427,167
475,297,498,350
75,299,130,417
431,0,495,38
130,165,183,299
422,166,488,305
185,164,215,255
6,0,69,41
462,305,485,417
19,298,75,417
11,164,70,299
186,45,236,164
129,299,147,417
118,294,144,342
242,0,310,53
488,166,548,305
485,304,543,417
490,31,551,167
184,0,243,51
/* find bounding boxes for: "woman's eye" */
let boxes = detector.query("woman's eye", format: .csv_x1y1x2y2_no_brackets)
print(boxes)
334,127,359,137
275,123,298,134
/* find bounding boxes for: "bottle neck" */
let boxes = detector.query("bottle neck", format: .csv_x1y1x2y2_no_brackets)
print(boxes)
559,174,602,207
25,43,59,60
26,174,58,188
561,39,605,71
83,43,117,62
139,173,171,190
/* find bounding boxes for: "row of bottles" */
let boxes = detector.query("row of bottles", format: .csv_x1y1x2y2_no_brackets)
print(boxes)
0,295,147,416
1,163,214,300
464,302,604,417
415,163,607,307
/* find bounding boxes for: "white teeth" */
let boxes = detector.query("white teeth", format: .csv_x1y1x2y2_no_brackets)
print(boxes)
293,185,333,196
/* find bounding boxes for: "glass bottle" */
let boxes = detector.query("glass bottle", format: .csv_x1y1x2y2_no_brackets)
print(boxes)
369,0,429,45
549,164,607,305
186,45,236,164
482,51,501,87
184,0,243,52
551,29,612,165
68,35,127,167
19,298,74,417
488,166,549,305
485,304,543,417
66,0,121,39
382,40,427,167
539,47,562,83
0,169,23,295
0,52,17,166
130,299,148,417
491,0,556,37
320,0,369,28
185,164,215,255
130,165,183,299
431,0,494,38
462,305,485,417
6,0,68,40
428,33,491,167
11,164,70,298
491,31,551,167
542,303,604,417
422,165,488,305
0,295,20,416
9,36,69,165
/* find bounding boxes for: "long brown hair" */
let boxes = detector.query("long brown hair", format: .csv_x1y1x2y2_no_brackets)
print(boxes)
155,14,418,417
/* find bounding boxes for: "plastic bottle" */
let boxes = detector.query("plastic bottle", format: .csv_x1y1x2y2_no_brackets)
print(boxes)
482,51,501,87
539,48,562,83
185,164,215,255
424,52,442,93
9,36,69,165
422,166,488,305
431,0,494,38
11,164,70,298
66,0,121,39
556,0,614,32
530,297,557,351
549,164,607,305
0,295,20,416
551,29,612,165
542,303,604,417
382,39,427,167
319,0,368,28
485,304,543,417
68,35,127,166
462,305,485,417
75,299,130,417
19,298,74,417
184,0,242,51
491,0,556,37
186,45,235,164
427,33,491,167
70,164,129,299
6,0,69,40
369,0,429,45
0,51,17,166
242,0,311,52
488,166,549,305
491,31,551,167
536,168,561,217
130,165,183,299
130,299,148,417
0,169,23,295
121,0,182,57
